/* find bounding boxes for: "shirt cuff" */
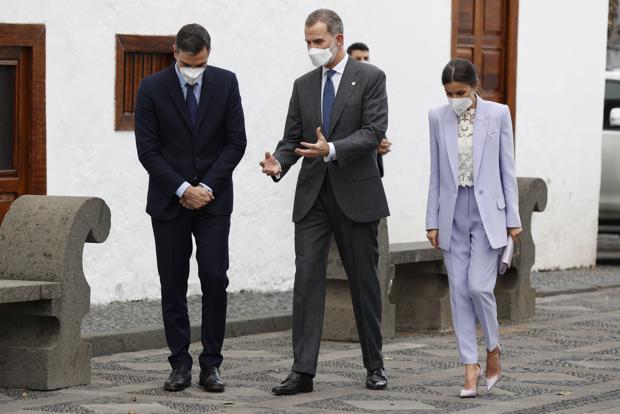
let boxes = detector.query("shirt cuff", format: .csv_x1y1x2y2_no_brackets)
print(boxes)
272,156,283,180
199,183,213,193
176,181,191,198
323,142,337,162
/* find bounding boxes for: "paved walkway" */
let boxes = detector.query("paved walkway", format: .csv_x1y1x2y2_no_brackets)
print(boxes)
3,286,620,413
81,266,620,335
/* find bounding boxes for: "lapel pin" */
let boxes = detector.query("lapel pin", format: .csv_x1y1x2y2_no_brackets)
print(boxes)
351,81,356,86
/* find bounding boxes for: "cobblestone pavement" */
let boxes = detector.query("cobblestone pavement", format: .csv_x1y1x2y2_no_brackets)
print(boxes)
4,287,620,413
81,266,620,335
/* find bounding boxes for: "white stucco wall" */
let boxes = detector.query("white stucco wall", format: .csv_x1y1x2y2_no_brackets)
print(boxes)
515,0,607,270
2,0,451,303
1,0,607,303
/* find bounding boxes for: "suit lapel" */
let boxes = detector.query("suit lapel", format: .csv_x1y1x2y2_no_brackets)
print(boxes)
442,108,459,188
164,65,193,132
309,67,323,130
328,58,359,137
194,66,215,132
472,97,489,183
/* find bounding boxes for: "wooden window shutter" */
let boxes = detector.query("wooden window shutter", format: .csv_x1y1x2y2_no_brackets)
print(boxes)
115,34,175,131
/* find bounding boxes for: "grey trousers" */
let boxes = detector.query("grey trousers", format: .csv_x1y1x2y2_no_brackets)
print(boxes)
442,186,501,364
291,174,384,377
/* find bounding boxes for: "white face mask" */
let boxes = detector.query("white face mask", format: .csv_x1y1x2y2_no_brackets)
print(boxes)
179,66,206,85
308,38,337,67
448,94,474,116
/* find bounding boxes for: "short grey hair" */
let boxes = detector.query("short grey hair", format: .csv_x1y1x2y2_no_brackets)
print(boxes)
305,9,344,36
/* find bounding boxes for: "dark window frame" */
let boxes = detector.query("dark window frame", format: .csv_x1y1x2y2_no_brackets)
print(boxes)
604,79,620,130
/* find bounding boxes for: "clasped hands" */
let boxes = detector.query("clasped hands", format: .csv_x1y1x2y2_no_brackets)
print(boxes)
260,127,329,176
180,186,214,210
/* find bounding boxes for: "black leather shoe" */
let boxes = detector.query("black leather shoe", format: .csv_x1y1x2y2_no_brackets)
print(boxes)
164,365,192,391
366,368,388,390
272,371,313,396
199,367,225,392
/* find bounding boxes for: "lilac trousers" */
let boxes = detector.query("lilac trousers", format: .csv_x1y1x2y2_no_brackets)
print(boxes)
442,186,501,364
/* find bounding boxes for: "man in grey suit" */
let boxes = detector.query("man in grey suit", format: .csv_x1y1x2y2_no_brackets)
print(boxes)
260,8,389,395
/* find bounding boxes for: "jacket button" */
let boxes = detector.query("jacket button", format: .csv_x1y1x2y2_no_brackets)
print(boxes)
478,190,484,195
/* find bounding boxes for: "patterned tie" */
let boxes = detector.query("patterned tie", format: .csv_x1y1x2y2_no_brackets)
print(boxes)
185,83,198,127
322,70,336,137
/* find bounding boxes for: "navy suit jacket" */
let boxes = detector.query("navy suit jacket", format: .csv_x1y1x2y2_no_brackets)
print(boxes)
135,64,247,221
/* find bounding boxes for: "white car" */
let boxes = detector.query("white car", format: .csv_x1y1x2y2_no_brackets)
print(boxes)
600,71,620,232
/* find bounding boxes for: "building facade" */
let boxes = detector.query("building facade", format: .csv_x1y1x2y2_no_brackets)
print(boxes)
0,0,608,303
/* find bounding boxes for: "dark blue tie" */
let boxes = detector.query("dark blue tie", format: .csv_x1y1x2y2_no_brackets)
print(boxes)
186,83,198,127
322,70,336,136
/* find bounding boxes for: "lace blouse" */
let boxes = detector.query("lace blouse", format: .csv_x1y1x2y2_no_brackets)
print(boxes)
457,108,475,187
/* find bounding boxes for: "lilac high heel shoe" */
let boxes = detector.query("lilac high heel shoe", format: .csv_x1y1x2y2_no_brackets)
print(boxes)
460,364,483,398
486,345,502,391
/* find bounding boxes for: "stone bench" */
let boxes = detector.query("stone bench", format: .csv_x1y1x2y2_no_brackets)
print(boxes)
323,177,548,341
0,279,62,304
0,196,111,390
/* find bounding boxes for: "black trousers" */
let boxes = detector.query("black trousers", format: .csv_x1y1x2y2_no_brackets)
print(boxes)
291,174,384,376
151,209,230,370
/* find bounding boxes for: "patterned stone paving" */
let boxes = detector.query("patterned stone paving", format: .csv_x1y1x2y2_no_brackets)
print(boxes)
2,288,620,413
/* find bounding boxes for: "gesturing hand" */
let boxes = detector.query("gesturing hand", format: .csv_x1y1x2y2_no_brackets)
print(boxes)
377,138,392,155
295,127,330,158
260,152,282,176
180,186,214,210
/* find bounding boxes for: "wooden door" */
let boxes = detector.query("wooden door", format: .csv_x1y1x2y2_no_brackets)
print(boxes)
452,0,518,122
0,25,46,223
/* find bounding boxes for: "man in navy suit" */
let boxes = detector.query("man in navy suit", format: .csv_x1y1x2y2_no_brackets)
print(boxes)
135,23,246,393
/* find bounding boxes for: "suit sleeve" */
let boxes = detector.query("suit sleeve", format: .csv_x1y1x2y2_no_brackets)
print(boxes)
135,79,185,196
499,106,521,228
201,74,247,193
331,69,388,167
271,79,303,182
425,111,440,230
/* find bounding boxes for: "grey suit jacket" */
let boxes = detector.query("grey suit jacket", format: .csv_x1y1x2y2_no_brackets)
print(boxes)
273,58,390,223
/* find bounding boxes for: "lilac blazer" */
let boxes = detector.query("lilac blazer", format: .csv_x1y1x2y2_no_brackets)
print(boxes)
425,97,521,251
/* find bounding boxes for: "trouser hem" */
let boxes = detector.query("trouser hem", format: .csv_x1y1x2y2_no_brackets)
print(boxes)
291,362,317,378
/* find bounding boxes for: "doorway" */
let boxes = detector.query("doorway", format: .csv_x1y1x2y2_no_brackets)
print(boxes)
451,0,519,123
0,24,46,223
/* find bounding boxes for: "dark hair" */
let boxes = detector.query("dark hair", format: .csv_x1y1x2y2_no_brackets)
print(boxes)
175,23,211,54
347,42,369,55
441,58,478,86
305,9,344,36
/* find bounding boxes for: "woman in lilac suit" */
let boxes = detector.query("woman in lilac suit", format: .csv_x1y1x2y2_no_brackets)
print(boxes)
426,59,522,397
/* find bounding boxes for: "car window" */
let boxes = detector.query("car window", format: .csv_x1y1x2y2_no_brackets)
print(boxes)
604,79,620,130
